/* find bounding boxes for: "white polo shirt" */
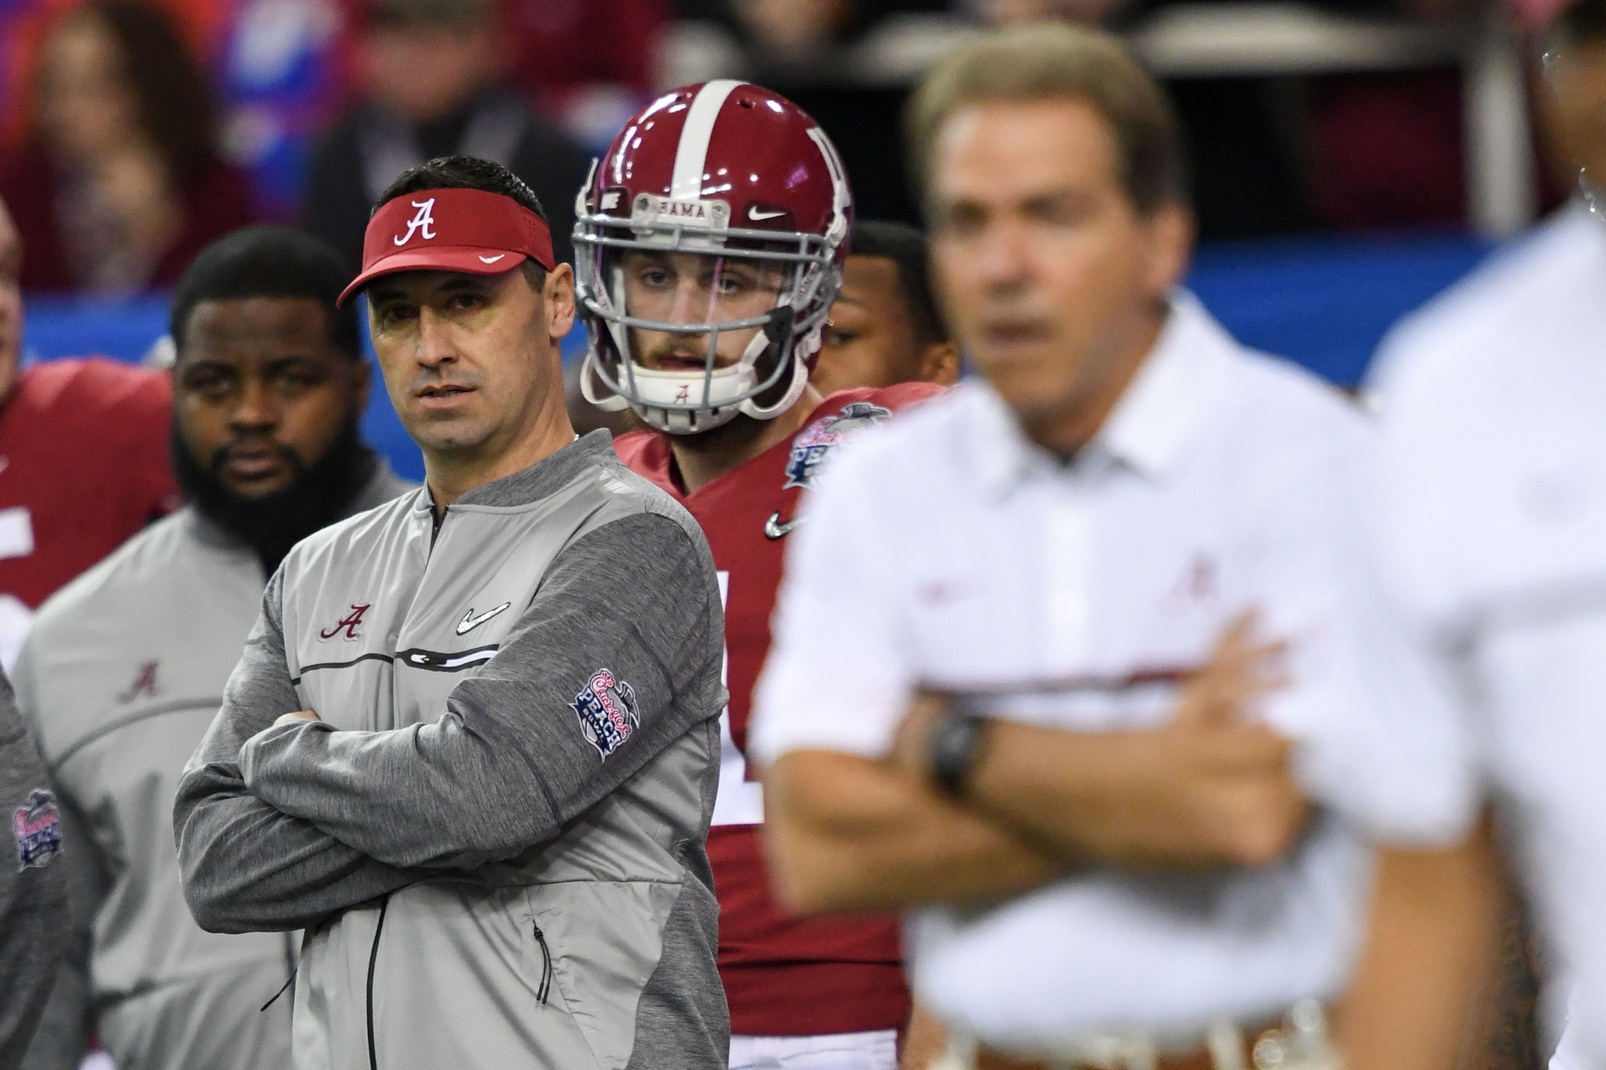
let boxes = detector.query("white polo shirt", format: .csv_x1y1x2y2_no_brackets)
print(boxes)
752,294,1476,1051
1371,202,1606,1068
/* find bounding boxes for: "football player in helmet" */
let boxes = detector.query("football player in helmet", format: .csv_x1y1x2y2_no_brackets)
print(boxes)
582,82,943,1070
578,81,852,439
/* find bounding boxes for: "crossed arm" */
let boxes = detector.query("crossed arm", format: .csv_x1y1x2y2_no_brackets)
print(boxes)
173,619,433,934
175,514,723,933
763,620,1310,916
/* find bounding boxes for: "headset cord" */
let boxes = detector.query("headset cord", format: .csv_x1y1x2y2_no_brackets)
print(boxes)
532,921,553,1005
366,895,391,1070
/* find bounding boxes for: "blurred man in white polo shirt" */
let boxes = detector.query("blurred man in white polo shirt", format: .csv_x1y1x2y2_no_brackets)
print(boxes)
752,23,1479,1070
1343,1,1606,1067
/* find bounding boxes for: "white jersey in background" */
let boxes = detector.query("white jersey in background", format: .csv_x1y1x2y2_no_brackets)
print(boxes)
1370,201,1606,1069
15,464,410,1070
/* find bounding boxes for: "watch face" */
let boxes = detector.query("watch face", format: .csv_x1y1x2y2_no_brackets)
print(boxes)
930,707,987,797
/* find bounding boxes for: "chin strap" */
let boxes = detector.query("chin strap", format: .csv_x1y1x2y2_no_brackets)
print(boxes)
581,351,748,434
581,349,810,435
578,352,631,412
737,356,808,422
651,405,741,435
578,304,812,434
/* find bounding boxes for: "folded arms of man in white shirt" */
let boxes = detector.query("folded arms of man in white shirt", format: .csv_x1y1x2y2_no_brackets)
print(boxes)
762,616,1310,917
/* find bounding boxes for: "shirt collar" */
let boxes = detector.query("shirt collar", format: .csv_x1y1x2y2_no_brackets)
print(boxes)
969,291,1239,496
412,430,613,515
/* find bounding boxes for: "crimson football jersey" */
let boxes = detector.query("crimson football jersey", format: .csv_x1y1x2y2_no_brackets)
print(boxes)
0,359,177,663
615,382,942,1037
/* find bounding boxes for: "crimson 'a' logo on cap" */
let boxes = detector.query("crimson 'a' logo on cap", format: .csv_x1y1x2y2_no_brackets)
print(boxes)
394,198,438,246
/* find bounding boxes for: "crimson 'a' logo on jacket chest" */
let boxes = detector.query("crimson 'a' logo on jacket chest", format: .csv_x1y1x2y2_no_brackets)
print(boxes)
319,604,372,641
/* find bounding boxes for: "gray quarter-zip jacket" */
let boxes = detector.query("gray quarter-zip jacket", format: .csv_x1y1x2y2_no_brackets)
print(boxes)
15,463,410,1070
174,432,730,1070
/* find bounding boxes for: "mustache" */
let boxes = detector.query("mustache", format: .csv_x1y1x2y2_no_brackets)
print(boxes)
639,339,715,367
209,440,304,477
405,370,484,394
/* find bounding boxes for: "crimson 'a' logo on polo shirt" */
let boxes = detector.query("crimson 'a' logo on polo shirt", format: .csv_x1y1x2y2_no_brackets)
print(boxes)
393,199,437,246
117,660,160,704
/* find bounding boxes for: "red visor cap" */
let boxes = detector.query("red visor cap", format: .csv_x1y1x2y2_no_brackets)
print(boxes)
338,187,558,306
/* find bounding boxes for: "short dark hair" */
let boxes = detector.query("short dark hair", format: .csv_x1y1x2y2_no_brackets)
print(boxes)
170,227,360,358
848,220,947,344
907,23,1189,216
375,155,550,289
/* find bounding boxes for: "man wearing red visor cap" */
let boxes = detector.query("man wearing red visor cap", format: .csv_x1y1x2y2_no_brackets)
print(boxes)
174,155,730,1070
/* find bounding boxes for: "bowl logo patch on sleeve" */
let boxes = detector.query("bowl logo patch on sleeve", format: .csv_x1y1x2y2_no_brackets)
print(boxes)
782,402,892,490
572,669,641,759
12,789,62,870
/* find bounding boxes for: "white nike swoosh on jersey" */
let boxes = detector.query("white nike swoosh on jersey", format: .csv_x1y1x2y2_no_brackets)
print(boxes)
478,254,507,264
456,602,513,635
763,512,802,540
747,208,785,221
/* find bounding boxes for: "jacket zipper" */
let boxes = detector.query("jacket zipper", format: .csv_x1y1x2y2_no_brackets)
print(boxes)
429,504,447,553
531,922,552,1005
367,896,391,1070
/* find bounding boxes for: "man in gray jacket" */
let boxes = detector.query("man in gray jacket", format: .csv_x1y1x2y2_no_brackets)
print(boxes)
1,669,68,1070
175,157,729,1070
17,227,412,1070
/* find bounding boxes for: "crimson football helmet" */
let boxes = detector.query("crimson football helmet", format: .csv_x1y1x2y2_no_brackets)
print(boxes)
575,81,853,434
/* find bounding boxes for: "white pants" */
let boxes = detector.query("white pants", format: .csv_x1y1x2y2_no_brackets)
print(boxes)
729,1029,899,1070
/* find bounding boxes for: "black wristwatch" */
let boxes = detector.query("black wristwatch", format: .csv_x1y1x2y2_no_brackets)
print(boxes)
928,698,990,798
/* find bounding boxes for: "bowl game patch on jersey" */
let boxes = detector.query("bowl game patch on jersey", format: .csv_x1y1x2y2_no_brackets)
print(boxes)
12,789,62,869
572,669,641,760
782,402,893,490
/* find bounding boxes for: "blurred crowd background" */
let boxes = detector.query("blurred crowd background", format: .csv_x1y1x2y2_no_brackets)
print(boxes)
0,0,1590,475
0,0,1580,267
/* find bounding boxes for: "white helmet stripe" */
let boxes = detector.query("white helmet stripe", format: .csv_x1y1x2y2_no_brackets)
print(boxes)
670,80,744,201
806,126,852,246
